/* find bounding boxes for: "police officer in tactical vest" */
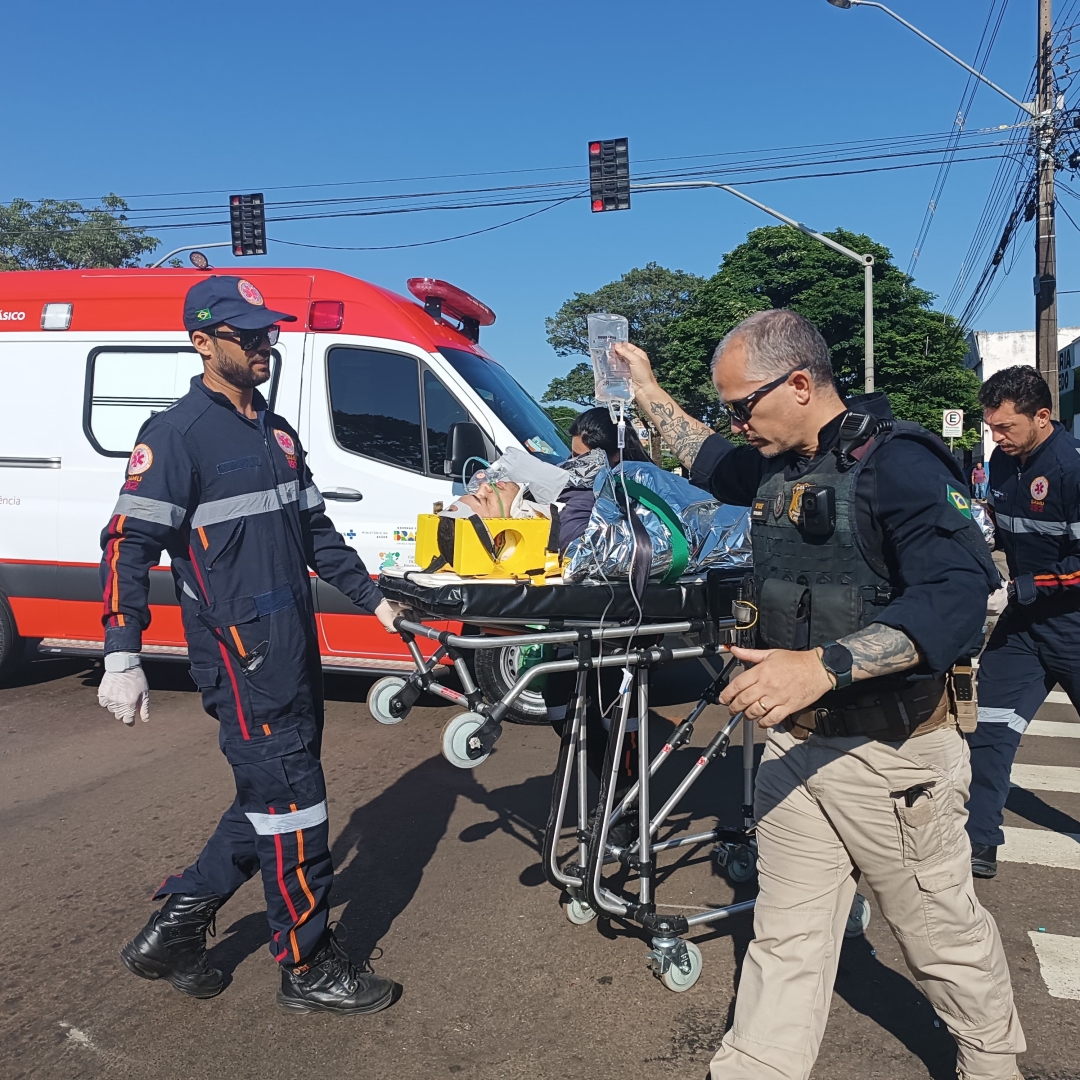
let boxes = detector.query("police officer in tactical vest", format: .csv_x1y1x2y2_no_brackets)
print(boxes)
615,309,1025,1080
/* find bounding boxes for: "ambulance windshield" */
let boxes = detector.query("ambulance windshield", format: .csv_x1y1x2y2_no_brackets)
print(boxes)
440,348,569,465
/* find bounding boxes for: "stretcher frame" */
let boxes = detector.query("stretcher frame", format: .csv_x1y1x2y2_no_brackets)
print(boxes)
373,572,759,991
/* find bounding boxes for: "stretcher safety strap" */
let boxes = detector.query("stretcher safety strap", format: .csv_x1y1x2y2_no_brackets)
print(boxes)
246,800,328,835
619,476,690,585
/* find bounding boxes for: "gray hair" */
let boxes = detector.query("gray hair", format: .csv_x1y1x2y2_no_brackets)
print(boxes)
711,309,834,388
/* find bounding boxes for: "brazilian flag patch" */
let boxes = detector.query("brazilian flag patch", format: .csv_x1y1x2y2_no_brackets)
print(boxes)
947,484,972,519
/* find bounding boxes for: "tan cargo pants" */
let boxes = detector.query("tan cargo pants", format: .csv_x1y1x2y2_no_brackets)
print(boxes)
709,725,1024,1080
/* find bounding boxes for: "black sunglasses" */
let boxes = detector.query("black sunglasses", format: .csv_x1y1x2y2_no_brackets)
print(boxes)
211,325,280,352
720,366,806,424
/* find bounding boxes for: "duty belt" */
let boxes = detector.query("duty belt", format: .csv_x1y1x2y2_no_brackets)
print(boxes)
784,674,953,742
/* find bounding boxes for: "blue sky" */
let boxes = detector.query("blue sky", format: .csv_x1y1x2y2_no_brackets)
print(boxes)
5,0,1075,397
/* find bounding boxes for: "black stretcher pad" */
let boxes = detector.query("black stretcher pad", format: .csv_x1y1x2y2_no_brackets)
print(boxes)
378,569,744,625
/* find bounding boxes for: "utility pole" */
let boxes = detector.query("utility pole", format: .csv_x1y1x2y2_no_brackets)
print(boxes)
1036,0,1060,417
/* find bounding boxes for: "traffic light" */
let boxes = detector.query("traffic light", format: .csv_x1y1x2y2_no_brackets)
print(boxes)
229,193,267,256
588,138,630,212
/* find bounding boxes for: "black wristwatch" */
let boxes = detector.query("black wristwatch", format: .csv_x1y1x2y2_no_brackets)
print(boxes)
819,641,854,689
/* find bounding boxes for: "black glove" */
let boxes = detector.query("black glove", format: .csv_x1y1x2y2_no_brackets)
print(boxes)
1009,574,1037,606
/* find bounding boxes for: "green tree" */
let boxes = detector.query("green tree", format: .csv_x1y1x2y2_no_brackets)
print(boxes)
0,194,160,270
544,227,980,442
543,262,706,406
543,403,580,438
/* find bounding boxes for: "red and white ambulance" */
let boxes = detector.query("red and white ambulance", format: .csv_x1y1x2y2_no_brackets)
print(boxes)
0,266,568,712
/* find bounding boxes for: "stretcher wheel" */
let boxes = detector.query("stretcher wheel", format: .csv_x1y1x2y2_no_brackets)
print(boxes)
441,713,491,769
661,940,703,993
845,893,871,938
724,844,757,884
564,897,597,925
367,676,408,725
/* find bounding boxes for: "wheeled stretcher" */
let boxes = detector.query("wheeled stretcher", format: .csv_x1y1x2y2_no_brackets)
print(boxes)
371,566,763,991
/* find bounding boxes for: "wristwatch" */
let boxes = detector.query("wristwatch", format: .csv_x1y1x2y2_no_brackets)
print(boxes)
818,641,853,689
104,651,142,672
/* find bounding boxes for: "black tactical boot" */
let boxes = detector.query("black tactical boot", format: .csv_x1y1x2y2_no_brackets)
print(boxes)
120,894,225,998
971,843,999,879
277,931,396,1014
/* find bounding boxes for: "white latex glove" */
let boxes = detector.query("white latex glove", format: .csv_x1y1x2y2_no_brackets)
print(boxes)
373,599,402,634
98,664,151,725
986,583,1010,617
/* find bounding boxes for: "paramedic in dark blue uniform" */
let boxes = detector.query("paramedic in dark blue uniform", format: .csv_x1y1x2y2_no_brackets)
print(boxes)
966,364,1080,878
96,276,400,1014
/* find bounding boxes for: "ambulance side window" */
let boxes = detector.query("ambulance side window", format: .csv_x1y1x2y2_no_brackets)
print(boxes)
84,346,280,456
85,346,204,456
423,369,469,475
327,347,424,472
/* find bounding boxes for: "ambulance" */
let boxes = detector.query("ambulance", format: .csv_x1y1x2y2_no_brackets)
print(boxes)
0,266,569,718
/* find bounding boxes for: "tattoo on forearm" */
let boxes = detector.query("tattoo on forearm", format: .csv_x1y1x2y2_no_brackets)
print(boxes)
646,398,713,469
839,623,921,680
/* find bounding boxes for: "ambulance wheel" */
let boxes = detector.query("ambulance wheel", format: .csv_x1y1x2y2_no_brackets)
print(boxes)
845,893,871,938
367,676,408,725
441,713,490,769
0,593,23,684
661,941,703,993
564,897,597,925
725,844,757,884
474,646,548,725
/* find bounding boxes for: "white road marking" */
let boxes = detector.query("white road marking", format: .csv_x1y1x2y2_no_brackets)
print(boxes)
1027,720,1080,738
1028,932,1080,1000
1045,690,1073,706
1010,764,1080,793
1000,827,1080,869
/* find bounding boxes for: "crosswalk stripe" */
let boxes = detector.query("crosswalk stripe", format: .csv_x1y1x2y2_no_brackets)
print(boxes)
1045,690,1072,705
1027,720,1080,738
1010,763,1080,793
1028,932,1080,999
999,827,1080,869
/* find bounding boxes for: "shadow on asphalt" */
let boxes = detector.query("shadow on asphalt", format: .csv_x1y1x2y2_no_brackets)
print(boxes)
329,755,488,964
1005,785,1080,835
206,911,272,988
835,934,958,1080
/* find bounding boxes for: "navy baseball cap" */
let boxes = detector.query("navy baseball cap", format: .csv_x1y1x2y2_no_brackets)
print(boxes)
183,275,298,332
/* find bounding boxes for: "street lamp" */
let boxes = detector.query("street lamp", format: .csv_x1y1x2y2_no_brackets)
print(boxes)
633,180,877,391
825,0,1036,117
826,0,1062,419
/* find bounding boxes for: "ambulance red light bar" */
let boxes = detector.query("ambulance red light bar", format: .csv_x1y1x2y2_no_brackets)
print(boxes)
308,300,344,332
407,278,495,343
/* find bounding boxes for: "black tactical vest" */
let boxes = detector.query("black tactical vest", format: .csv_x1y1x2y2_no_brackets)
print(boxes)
748,413,992,712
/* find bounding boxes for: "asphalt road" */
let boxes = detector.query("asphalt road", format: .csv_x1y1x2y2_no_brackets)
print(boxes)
2,655,1079,1080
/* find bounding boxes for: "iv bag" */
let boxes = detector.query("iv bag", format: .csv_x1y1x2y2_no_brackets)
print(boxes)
587,313,632,404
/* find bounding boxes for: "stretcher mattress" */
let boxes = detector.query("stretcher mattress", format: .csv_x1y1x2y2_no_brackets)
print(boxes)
378,566,744,625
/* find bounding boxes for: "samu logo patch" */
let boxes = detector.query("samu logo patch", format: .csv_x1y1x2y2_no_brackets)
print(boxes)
946,484,972,519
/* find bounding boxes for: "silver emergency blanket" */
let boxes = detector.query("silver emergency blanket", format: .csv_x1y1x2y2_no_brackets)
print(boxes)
563,462,751,583
972,499,995,550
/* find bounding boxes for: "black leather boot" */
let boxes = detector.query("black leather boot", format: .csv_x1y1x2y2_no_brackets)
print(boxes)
120,894,225,998
971,843,998,879
277,931,396,1014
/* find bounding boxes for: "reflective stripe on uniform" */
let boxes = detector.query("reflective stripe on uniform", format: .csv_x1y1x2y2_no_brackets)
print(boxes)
978,706,1030,734
994,513,1071,537
191,481,299,527
111,494,187,528
298,484,323,511
246,800,328,835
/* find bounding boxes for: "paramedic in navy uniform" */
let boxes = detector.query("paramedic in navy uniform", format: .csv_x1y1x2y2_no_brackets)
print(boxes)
966,364,1080,878
96,276,400,1014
